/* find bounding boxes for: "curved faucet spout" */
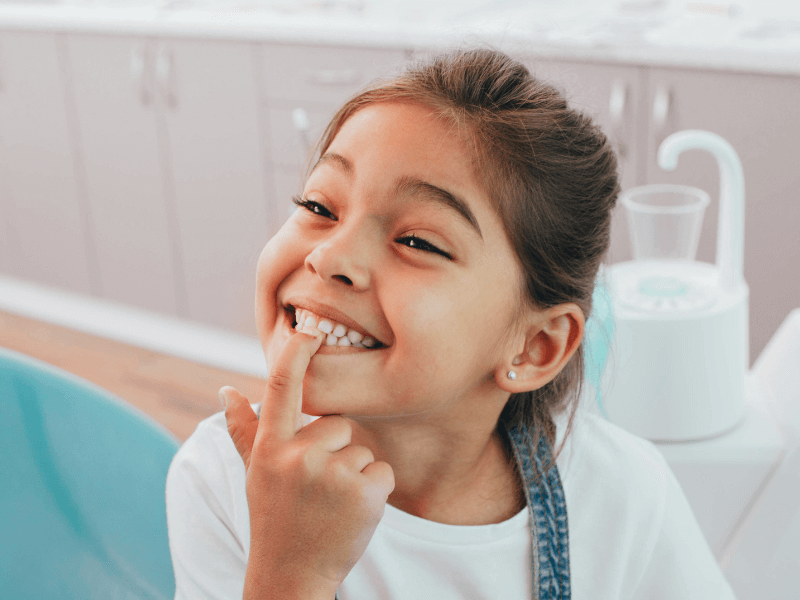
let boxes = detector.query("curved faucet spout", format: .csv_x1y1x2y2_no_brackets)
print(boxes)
657,130,745,292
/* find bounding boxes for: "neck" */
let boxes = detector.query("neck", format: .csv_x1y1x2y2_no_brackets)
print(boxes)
348,414,526,526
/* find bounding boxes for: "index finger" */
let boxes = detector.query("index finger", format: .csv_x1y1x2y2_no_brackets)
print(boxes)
259,327,325,441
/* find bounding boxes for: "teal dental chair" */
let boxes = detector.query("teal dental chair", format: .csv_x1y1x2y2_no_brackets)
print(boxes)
0,346,180,600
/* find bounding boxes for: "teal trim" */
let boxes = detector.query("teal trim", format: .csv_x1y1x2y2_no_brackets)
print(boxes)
585,272,615,419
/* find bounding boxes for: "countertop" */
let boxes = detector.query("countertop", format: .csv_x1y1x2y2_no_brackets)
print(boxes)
0,1,799,76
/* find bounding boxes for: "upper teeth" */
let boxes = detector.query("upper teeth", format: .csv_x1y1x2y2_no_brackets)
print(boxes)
294,308,378,348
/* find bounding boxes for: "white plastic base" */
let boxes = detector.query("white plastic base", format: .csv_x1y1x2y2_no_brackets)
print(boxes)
718,309,800,600
654,377,784,558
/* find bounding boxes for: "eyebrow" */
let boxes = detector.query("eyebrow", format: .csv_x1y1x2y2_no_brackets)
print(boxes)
313,152,354,177
313,152,483,240
393,176,483,240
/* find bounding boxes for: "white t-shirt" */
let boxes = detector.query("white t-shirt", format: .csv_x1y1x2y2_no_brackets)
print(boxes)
166,406,738,600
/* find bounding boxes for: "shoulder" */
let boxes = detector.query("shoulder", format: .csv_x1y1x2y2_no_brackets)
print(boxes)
557,407,669,501
557,409,673,597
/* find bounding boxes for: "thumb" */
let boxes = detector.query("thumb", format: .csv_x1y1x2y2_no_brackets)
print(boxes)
220,386,259,471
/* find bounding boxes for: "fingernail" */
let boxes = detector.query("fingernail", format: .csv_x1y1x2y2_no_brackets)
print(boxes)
218,387,228,409
299,326,323,339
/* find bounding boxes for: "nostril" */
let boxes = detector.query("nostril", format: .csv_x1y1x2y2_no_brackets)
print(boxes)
333,274,353,285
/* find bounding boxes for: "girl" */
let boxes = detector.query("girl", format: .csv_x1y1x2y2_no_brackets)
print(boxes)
166,48,737,599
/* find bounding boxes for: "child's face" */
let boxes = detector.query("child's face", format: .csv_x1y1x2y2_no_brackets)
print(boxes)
256,101,526,420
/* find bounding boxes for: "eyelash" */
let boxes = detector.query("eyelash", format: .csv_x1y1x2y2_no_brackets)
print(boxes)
291,195,452,260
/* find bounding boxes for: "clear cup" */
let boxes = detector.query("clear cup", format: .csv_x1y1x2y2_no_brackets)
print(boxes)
621,184,710,262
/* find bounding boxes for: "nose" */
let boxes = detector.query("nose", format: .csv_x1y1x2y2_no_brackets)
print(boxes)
304,222,372,291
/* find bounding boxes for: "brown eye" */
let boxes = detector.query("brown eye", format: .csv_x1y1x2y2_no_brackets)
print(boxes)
291,195,337,220
397,235,452,260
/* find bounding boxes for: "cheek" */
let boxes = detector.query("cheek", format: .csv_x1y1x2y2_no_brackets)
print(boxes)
255,227,306,334
397,290,456,342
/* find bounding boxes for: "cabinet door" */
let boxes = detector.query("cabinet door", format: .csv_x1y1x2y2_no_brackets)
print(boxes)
642,68,800,366
160,39,269,338
67,33,180,317
0,31,93,294
506,56,646,266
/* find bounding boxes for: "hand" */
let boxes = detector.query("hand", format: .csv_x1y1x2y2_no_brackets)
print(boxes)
221,327,394,600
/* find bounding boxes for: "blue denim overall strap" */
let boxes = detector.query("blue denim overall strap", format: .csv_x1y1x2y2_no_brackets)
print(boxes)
504,419,571,600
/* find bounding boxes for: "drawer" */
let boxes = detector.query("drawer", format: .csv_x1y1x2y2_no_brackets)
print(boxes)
260,44,407,106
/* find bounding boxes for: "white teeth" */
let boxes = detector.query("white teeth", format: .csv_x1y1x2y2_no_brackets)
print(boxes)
292,307,379,348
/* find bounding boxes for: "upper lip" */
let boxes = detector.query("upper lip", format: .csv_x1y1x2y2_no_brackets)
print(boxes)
284,298,386,346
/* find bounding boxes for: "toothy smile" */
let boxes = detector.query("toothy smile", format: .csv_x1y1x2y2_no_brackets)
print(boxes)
289,306,384,349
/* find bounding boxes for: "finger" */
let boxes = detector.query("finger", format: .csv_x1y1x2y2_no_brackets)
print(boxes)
259,327,325,441
361,460,395,501
220,386,259,470
296,414,352,453
333,444,375,473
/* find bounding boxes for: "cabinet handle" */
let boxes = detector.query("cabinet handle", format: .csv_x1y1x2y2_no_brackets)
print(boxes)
0,37,5,93
652,83,674,150
609,80,629,159
292,107,311,151
307,68,361,87
156,44,178,110
130,44,153,106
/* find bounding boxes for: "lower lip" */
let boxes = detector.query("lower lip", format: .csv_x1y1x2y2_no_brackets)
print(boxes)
315,344,374,355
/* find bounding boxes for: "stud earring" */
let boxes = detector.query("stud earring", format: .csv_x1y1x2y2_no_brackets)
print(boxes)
507,371,517,380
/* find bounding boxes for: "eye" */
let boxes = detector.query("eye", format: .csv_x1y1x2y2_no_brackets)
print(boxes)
397,234,452,260
292,195,337,220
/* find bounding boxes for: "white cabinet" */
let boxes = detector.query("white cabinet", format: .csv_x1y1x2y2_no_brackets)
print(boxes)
67,34,180,318
640,68,800,365
67,35,269,338
0,31,94,295
160,39,269,338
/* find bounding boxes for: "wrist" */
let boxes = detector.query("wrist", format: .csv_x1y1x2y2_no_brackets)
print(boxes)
242,562,339,600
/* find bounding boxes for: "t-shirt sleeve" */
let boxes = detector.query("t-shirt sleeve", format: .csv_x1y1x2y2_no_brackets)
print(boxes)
165,416,249,600
628,453,738,600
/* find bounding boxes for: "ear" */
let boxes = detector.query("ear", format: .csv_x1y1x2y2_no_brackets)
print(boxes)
495,304,585,394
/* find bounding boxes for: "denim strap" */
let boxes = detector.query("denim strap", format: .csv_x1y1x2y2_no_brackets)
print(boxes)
505,420,571,600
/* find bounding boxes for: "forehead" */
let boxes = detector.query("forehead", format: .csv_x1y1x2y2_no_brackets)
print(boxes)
327,102,477,186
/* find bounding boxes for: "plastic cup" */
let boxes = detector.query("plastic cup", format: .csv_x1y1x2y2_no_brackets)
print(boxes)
621,184,710,262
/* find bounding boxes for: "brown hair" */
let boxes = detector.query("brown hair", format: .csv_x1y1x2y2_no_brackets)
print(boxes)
312,48,619,475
